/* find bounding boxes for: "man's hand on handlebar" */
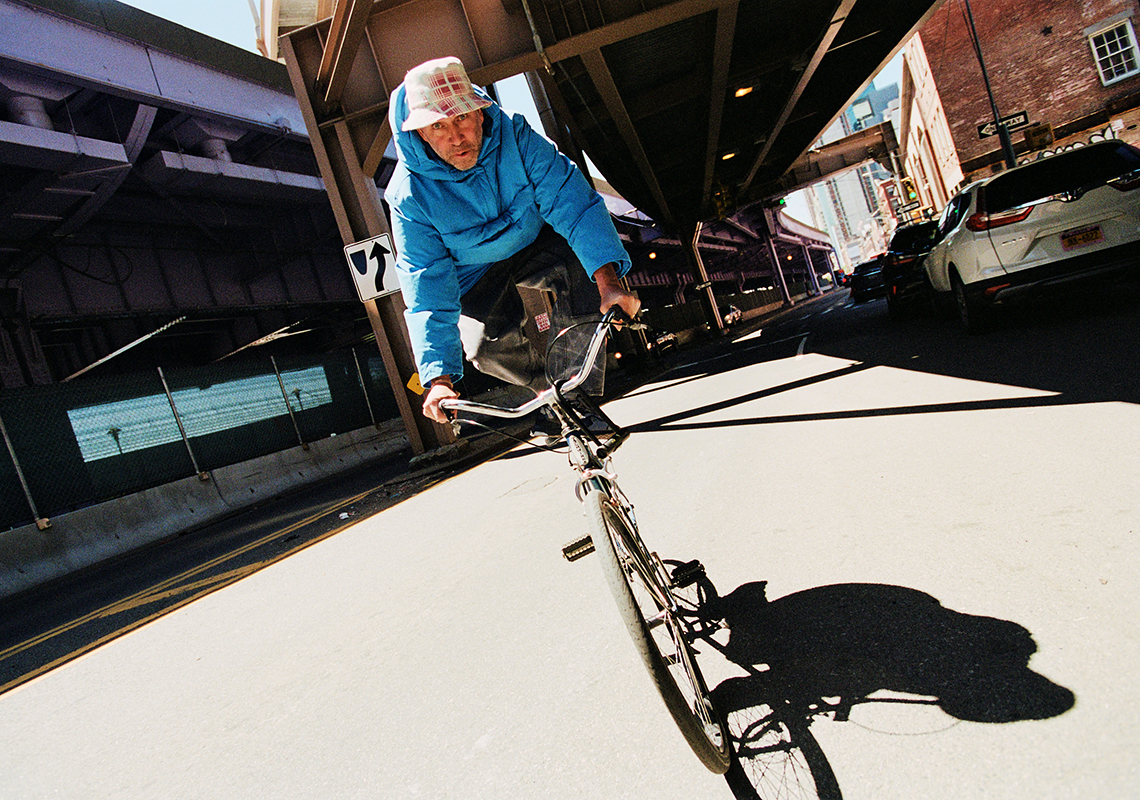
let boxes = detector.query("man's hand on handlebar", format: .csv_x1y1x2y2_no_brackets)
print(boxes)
595,263,641,320
423,377,459,424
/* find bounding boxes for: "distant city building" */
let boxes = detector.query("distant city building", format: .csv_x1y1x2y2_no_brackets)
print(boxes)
794,81,900,270
257,0,332,60
801,0,1140,260
898,32,964,215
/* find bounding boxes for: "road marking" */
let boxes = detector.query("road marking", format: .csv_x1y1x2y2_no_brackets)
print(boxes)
0,482,388,686
670,331,812,371
796,335,809,359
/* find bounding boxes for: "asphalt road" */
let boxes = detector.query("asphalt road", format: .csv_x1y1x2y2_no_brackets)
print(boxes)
2,282,1138,799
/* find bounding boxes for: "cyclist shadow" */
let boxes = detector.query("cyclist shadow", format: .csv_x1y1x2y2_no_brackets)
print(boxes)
676,574,1075,799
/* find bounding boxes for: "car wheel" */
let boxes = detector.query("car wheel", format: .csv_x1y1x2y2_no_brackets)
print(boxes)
886,288,906,321
922,275,940,319
951,271,989,334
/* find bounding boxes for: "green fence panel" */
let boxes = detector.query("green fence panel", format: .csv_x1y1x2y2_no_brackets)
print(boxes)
0,348,403,531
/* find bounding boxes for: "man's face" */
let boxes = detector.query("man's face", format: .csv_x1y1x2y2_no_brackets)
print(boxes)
416,110,484,171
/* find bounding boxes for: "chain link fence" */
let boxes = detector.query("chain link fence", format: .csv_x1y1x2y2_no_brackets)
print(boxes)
0,348,402,531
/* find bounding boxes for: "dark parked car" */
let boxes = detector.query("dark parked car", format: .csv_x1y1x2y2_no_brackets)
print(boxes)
882,220,939,320
651,330,677,354
849,257,886,302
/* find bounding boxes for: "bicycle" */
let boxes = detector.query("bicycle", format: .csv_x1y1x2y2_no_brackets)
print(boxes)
439,308,732,774
650,568,834,798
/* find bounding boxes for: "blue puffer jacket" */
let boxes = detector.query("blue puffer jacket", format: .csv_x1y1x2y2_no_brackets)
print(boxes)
384,83,632,386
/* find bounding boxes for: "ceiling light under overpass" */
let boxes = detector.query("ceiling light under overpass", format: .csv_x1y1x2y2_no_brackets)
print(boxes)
735,86,754,97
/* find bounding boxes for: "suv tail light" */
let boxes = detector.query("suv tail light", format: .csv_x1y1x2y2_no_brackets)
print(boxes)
966,205,1035,231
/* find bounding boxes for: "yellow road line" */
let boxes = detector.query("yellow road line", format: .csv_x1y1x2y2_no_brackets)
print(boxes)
0,485,378,662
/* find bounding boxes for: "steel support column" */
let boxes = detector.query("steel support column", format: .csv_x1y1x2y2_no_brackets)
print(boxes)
802,243,821,294
762,208,793,305
687,222,724,333
280,33,452,455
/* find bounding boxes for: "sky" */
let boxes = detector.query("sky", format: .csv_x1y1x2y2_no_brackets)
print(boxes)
121,0,263,52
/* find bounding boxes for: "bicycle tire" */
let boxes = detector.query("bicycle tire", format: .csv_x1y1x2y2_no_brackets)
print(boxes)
714,677,841,800
585,488,732,774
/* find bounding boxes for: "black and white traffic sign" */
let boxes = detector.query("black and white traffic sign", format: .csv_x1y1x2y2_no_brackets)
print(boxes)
344,234,401,302
977,111,1029,138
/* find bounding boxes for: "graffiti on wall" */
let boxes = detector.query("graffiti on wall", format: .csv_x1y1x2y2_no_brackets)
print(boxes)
1020,125,1120,164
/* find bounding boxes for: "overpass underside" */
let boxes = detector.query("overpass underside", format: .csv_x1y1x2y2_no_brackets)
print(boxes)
0,0,372,391
287,0,939,230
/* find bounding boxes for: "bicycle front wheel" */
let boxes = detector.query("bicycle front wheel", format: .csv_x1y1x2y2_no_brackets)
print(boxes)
714,677,841,800
585,488,732,774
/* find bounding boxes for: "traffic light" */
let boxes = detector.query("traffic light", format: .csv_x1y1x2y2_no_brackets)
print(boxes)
901,176,918,202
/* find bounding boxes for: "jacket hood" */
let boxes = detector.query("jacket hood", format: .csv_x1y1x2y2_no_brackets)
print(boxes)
389,83,500,182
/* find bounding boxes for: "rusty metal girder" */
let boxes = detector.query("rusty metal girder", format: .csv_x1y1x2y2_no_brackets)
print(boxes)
280,0,945,449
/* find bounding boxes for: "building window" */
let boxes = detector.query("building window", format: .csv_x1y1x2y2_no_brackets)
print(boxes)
1088,17,1140,85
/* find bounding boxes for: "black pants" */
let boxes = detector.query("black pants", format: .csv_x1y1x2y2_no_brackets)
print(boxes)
458,225,604,396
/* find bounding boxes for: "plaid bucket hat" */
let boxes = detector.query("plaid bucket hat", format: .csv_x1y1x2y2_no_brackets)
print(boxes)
400,57,492,132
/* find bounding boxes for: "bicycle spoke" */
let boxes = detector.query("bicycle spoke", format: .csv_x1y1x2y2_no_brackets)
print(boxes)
586,490,731,773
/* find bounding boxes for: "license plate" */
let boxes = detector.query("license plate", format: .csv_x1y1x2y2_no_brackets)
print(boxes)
1061,225,1104,251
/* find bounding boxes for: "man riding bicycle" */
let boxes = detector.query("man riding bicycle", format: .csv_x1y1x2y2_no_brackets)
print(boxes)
383,57,641,430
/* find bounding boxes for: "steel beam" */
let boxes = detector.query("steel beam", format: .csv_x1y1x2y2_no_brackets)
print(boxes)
281,31,453,455
701,2,738,206
741,0,860,195
580,49,674,227
318,0,375,106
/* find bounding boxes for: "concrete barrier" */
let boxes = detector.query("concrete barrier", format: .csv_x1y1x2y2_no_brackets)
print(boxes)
0,420,408,600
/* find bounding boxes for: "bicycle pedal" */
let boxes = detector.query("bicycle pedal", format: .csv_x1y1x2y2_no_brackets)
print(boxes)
562,535,595,562
670,559,705,588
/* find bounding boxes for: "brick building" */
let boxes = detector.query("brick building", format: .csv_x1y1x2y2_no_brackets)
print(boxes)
917,0,1140,182
899,32,963,216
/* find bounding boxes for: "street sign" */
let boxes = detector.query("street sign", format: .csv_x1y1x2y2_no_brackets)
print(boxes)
898,200,921,212
344,233,401,302
693,280,713,291
977,111,1029,138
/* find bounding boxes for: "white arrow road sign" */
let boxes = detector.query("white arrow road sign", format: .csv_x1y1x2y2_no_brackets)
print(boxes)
344,234,401,302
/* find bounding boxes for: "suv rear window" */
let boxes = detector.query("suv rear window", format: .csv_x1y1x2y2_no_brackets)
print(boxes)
888,221,938,254
983,141,1140,213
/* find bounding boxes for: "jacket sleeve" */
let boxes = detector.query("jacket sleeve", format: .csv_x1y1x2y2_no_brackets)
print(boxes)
512,117,632,279
388,190,466,385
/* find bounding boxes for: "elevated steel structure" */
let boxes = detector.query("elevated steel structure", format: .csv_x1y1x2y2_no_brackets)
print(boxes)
283,0,940,228
280,0,940,451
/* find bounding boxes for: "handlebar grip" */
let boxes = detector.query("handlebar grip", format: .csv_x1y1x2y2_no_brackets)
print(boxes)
604,306,648,331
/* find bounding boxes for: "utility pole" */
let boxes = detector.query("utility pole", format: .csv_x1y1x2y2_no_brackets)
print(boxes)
963,0,1017,168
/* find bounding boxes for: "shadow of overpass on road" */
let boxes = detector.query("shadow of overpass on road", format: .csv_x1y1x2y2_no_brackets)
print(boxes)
624,279,1140,437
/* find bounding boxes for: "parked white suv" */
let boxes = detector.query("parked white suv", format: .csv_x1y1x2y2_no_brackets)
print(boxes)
924,140,1140,331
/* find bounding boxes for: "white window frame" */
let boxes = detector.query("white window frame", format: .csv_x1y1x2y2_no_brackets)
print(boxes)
1087,14,1140,86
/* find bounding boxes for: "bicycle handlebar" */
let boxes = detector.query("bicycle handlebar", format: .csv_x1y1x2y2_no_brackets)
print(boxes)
439,308,640,420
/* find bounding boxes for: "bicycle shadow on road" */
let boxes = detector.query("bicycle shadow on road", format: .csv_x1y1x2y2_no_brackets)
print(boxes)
677,576,1075,799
